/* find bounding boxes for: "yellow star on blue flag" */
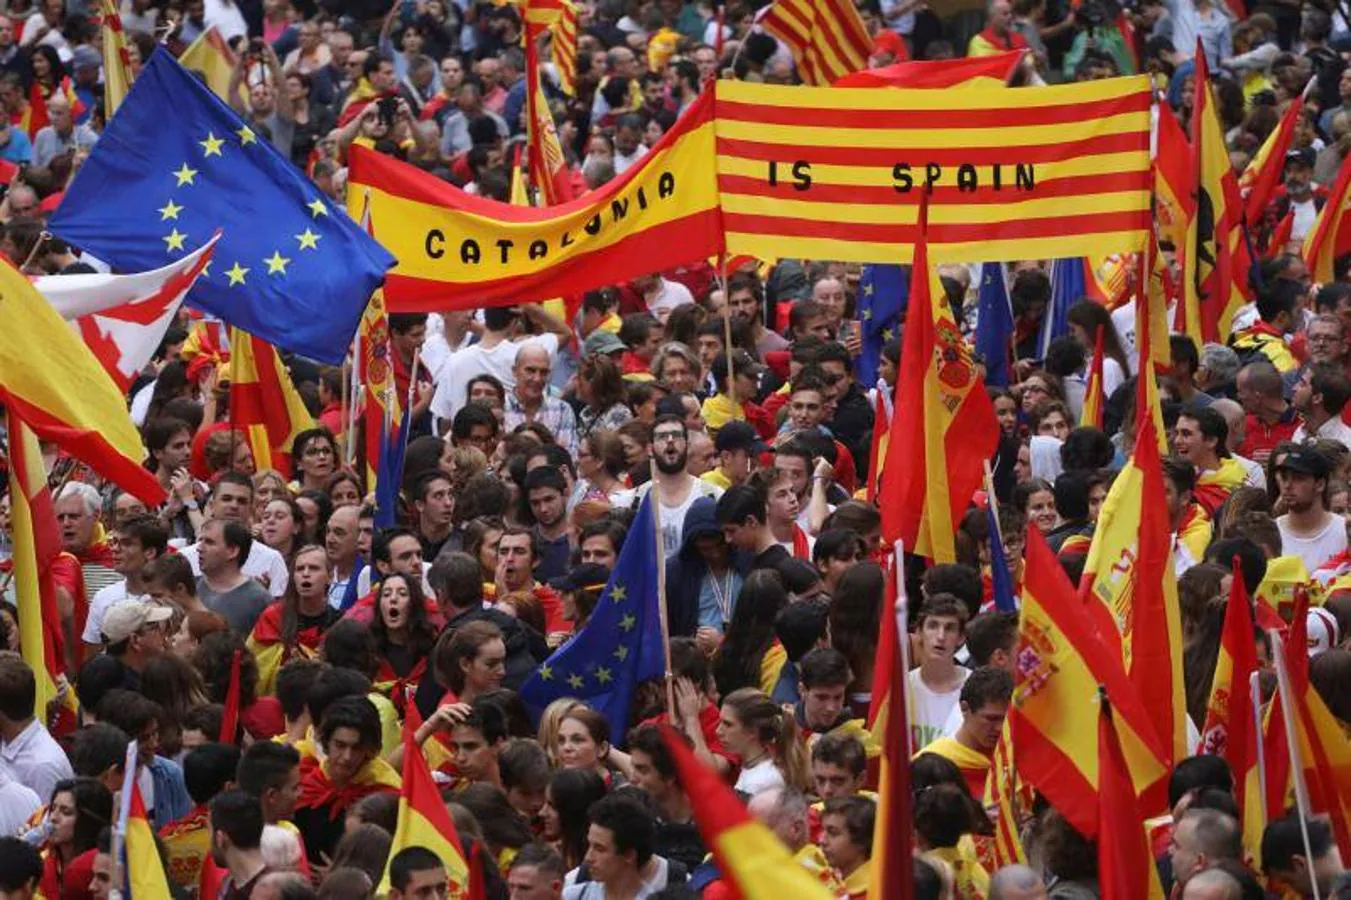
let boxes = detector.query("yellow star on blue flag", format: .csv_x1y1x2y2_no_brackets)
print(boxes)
520,494,665,737
50,48,394,365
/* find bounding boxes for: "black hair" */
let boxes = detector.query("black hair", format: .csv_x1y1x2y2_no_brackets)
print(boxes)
587,793,656,867
318,696,382,752
452,404,499,442
306,665,374,728
1203,537,1268,596
1052,470,1091,522
716,482,767,526
960,666,1013,711
965,613,1018,667
0,836,42,892
921,564,983,619
1262,813,1334,875
774,600,829,662
389,846,445,892
70,722,131,779
799,647,852,689
1168,754,1235,809
276,659,326,722
210,789,264,851
821,795,875,854
184,743,241,806
236,740,301,797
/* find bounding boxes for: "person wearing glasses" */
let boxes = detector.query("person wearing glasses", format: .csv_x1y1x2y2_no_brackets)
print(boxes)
640,414,723,557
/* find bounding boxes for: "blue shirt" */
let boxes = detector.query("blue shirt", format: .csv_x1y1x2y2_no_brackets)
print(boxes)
0,127,33,164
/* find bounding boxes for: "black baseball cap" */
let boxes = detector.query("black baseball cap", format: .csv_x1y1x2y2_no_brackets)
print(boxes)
714,420,768,454
1275,445,1329,478
548,563,612,594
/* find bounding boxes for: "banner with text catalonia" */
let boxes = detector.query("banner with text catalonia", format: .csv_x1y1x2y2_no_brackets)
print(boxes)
348,90,722,312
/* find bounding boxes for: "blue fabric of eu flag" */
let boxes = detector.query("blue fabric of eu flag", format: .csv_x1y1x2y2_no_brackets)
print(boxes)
974,262,1013,387
986,502,1018,613
1038,257,1086,359
520,493,665,737
855,263,907,387
50,48,394,365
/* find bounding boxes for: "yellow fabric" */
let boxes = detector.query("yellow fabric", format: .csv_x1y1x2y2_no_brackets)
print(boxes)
825,717,881,758
598,311,621,333
917,735,990,770
711,819,837,899
702,392,745,432
1256,555,1312,621
840,860,873,898
179,26,245,105
793,843,844,896
128,798,174,900
926,845,990,900
646,25,681,71
6,416,59,716
369,691,402,758
1177,506,1213,563
758,642,787,695
702,467,734,491
98,0,132,113
159,809,209,890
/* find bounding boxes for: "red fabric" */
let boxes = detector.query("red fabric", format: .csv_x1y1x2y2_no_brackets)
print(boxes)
297,757,395,820
619,350,652,375
1238,411,1299,466
343,590,444,628
743,400,776,441
974,26,1029,52
318,401,344,437
764,349,791,381
873,28,909,60
791,524,811,560
241,696,285,740
190,421,230,481
762,388,789,420
642,700,740,767
220,649,242,742
40,848,95,900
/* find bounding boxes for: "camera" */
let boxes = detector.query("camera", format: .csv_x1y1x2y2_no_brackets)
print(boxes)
377,96,399,126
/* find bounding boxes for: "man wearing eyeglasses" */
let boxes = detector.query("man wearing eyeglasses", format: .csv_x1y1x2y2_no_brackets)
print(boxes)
640,414,723,557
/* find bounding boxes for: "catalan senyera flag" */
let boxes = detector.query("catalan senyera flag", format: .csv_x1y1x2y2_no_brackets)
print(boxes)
0,259,164,504
1080,324,1105,429
1184,45,1240,344
178,26,244,104
1154,100,1193,255
661,725,837,900
228,327,316,475
1303,150,1351,284
868,552,914,900
121,742,174,900
715,77,1153,265
97,0,134,114
6,411,70,719
1098,699,1167,900
878,202,998,563
834,51,1024,88
1242,94,1302,226
522,0,577,96
1010,526,1170,836
377,706,471,896
758,0,871,85
1079,266,1187,765
348,89,721,313
987,721,1027,867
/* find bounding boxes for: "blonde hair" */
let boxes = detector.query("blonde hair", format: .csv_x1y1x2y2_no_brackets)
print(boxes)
722,687,810,791
537,697,584,767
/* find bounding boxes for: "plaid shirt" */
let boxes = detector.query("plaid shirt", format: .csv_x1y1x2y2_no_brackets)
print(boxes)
504,392,578,455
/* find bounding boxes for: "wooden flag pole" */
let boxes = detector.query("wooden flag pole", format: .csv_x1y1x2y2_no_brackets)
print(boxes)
650,459,675,721
893,539,912,758
1270,633,1323,900
719,255,735,403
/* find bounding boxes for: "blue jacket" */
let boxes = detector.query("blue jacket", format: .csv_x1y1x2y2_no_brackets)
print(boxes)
146,755,192,830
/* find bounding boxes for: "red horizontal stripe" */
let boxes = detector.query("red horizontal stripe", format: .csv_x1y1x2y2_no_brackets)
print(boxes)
718,170,1147,205
716,90,1149,130
722,209,1149,244
383,206,725,313
716,131,1147,167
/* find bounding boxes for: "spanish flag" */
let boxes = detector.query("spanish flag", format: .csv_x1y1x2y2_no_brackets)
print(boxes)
1200,558,1265,862
124,752,175,900
660,725,836,900
1079,324,1105,430
0,258,164,504
5,411,70,718
1010,526,1170,837
97,0,134,114
179,26,244,105
228,327,316,475
1154,100,1193,255
1098,698,1167,900
1303,149,1351,284
878,200,998,563
869,552,913,900
758,0,872,86
1241,94,1302,226
833,51,1024,88
523,27,575,207
377,706,470,896
219,649,242,743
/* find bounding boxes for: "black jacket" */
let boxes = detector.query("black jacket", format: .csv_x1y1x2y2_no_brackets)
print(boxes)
413,605,548,719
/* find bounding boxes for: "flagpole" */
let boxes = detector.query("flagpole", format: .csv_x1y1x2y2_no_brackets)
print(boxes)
108,740,138,900
347,331,362,469
1270,632,1323,900
983,459,1002,525
1250,669,1267,822
405,347,421,428
718,254,735,402
650,460,675,721
893,539,912,758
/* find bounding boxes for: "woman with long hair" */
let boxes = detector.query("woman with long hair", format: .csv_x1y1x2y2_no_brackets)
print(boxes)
536,697,583,767
370,572,439,712
431,620,506,705
572,430,633,508
295,489,333,546
713,570,789,699
193,631,284,741
326,470,363,509
456,783,534,873
248,545,340,695
462,516,507,590
1066,300,1130,393
576,354,634,437
557,705,633,785
139,654,211,760
291,428,339,493
258,496,305,570
717,688,810,793
829,561,884,714
252,469,289,520
39,778,113,900
539,768,607,871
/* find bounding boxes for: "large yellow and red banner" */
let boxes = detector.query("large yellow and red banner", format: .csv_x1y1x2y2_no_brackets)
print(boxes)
350,77,1153,312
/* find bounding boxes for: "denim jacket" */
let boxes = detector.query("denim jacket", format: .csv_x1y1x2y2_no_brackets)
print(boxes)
146,755,193,830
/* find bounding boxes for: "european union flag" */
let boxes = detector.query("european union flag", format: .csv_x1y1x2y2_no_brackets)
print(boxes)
50,49,394,365
1038,257,1087,359
520,494,665,737
373,414,410,529
855,264,907,388
974,262,1013,387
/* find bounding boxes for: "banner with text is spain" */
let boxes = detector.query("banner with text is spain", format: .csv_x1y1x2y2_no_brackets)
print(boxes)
349,90,721,313
715,76,1152,265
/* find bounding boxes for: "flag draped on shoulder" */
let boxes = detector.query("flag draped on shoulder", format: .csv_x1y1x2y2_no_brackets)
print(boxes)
229,328,316,475
758,0,871,85
661,726,837,900
40,236,217,391
0,258,163,503
879,206,998,563
51,49,395,365
519,494,666,737
1010,527,1170,835
834,51,1024,88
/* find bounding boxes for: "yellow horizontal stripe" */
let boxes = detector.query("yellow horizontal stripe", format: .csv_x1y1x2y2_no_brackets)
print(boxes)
725,231,1148,265
722,191,1148,222
716,74,1151,111
717,152,1150,185
712,821,838,899
715,114,1146,149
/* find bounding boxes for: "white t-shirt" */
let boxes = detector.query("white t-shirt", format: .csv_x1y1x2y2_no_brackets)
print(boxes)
83,581,147,645
179,540,288,597
734,757,786,797
429,334,560,426
908,666,970,751
638,478,723,558
1277,514,1349,575
645,278,694,322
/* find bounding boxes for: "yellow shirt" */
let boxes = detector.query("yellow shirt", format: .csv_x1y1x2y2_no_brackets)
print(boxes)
925,845,990,900
701,392,744,433
701,468,733,491
840,860,873,899
794,843,845,896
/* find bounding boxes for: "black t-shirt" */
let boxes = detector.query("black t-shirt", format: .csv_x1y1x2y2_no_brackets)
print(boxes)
751,543,792,574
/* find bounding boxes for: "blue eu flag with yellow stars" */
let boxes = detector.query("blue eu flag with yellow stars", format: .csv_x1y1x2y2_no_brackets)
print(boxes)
50,48,394,365
520,494,665,737
855,264,908,387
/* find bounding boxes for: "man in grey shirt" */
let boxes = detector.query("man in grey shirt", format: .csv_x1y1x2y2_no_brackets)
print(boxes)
195,518,272,635
31,90,95,169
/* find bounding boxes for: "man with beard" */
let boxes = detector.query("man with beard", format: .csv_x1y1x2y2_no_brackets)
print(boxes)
727,272,787,360
208,790,269,899
640,415,724,557
1274,446,1348,572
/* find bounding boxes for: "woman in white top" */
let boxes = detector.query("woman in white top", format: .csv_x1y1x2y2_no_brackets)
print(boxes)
717,688,809,797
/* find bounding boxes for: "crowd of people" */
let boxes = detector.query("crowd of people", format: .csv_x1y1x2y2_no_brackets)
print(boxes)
1,0,1351,898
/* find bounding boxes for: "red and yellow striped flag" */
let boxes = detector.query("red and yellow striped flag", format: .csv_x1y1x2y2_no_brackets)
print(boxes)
834,51,1024,88
128,779,174,899
1010,526,1170,836
758,0,871,85
5,411,69,717
878,202,998,563
378,706,471,895
0,258,164,504
1184,44,1240,344
868,552,913,900
714,77,1153,265
1098,699,1168,900
1303,150,1351,284
179,26,245,105
522,0,577,96
96,0,134,114
660,725,837,900
987,721,1027,868
228,327,315,475
1080,324,1105,429
1242,95,1302,226
524,25,575,207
